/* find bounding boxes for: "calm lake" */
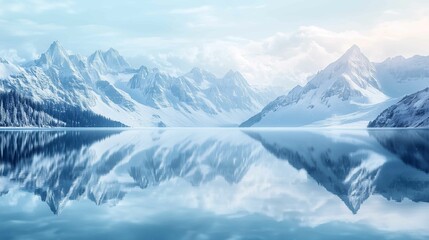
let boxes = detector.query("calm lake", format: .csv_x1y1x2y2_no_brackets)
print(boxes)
0,128,428,240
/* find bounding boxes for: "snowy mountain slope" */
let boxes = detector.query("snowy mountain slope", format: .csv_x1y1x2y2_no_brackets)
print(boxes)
1,58,45,99
125,67,265,114
376,55,429,98
241,45,389,127
307,98,398,128
0,91,64,127
28,41,98,108
0,56,82,105
0,42,155,126
1,41,272,127
102,66,269,126
368,87,429,128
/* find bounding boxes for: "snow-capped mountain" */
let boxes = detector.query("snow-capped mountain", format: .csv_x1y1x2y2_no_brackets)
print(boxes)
1,50,88,106
0,41,270,127
241,45,389,127
29,41,98,108
34,41,79,76
126,67,265,113
376,55,429,98
88,48,131,75
127,66,203,109
368,87,429,128
6,41,427,128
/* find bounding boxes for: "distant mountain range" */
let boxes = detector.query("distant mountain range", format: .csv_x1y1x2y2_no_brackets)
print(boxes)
0,42,428,127
0,41,274,127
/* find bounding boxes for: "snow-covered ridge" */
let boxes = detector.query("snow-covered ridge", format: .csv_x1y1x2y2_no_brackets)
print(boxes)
369,87,429,128
2,41,428,127
241,45,429,127
0,41,272,127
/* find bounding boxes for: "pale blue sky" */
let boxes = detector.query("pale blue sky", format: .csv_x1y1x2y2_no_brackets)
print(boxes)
1,0,429,86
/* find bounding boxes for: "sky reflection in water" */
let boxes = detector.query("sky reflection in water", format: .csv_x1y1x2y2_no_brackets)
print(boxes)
0,129,428,240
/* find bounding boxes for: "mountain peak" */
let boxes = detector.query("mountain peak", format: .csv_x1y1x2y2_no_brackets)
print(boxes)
106,48,119,55
88,48,130,74
348,44,360,52
329,44,372,72
224,70,243,79
189,67,217,76
34,41,75,72
187,67,204,79
104,48,122,60
190,67,202,74
47,41,67,55
50,40,61,47
340,44,364,60
138,65,148,72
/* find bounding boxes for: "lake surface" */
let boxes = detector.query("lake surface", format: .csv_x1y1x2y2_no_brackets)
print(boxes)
0,128,429,240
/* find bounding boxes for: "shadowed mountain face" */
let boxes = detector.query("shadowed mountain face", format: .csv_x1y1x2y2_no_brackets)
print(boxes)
0,129,429,216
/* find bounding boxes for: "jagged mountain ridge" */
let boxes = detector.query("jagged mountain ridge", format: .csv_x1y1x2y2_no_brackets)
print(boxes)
0,41,270,127
241,45,394,127
368,87,429,128
3,41,428,127
126,66,265,113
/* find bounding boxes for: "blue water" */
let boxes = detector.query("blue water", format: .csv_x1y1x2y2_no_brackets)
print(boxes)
0,128,428,240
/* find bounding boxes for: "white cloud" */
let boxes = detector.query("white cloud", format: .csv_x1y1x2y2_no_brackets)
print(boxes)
1,1,429,92
123,11,429,90
0,49,25,63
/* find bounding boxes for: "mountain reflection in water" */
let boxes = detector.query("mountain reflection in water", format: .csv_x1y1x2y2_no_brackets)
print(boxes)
0,129,428,239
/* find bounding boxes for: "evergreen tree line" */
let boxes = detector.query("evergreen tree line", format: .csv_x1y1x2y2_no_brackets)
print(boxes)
0,91,126,127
